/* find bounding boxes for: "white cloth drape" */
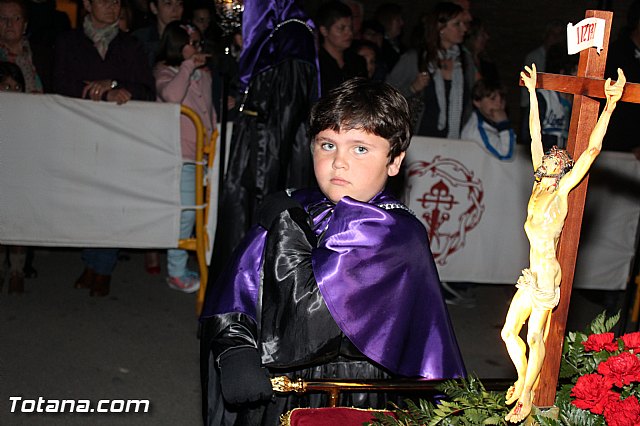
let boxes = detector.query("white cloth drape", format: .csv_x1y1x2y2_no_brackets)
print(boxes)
404,137,640,290
0,93,183,248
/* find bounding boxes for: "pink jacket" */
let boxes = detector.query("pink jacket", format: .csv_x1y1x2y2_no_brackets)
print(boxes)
154,59,216,161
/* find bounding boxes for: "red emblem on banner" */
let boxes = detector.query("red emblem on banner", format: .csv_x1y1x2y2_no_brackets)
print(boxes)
406,156,484,265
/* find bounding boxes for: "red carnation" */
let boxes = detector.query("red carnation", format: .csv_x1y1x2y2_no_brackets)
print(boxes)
597,351,640,387
571,373,618,414
622,332,640,351
603,395,640,426
582,332,618,352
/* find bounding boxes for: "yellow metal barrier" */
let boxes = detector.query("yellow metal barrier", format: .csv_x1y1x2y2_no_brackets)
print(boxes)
178,105,218,314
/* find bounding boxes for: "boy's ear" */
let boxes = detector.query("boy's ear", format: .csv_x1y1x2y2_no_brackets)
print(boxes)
387,152,405,177
150,2,158,15
319,25,329,38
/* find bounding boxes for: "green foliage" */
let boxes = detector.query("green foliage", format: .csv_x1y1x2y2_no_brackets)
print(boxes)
536,310,623,426
586,310,620,335
368,311,625,426
559,311,620,379
367,375,512,426
532,396,606,426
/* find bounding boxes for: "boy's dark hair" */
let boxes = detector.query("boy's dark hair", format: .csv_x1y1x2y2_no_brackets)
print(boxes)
0,61,26,92
314,0,352,30
471,78,505,101
309,77,412,161
156,20,192,66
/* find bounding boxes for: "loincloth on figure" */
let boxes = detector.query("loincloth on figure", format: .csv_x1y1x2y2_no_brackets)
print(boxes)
515,268,560,310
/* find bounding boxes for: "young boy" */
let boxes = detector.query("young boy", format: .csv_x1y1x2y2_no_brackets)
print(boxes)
461,79,516,160
199,78,465,425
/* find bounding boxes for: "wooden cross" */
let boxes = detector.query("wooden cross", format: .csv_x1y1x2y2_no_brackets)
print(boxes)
522,10,640,406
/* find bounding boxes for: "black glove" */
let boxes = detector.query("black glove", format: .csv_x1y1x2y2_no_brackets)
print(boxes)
256,191,303,229
218,347,273,405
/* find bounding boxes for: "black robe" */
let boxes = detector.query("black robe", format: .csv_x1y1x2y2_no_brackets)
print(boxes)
209,16,318,282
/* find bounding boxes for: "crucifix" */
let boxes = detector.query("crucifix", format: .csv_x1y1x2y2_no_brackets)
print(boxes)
509,9,640,414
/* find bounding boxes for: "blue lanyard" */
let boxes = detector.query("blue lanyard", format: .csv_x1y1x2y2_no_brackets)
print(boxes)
476,112,515,160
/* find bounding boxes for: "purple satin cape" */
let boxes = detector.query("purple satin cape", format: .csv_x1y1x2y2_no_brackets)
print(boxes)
201,189,465,379
238,0,317,91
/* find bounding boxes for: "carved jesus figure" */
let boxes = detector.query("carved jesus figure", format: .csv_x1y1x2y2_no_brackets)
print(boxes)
501,64,626,423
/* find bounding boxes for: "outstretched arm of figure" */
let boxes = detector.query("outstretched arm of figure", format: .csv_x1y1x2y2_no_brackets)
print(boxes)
522,65,544,170
560,69,626,192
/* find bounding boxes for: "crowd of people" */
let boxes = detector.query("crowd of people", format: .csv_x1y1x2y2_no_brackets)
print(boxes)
314,0,515,162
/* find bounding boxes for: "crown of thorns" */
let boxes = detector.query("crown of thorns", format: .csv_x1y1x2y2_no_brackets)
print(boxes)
534,146,574,182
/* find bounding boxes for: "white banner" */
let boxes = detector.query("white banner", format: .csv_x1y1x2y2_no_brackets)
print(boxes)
567,17,606,55
404,137,640,290
0,93,183,248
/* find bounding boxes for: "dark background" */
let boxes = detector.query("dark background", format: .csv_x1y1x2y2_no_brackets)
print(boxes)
303,0,635,137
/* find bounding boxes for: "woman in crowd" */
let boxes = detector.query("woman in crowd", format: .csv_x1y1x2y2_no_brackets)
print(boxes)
154,21,215,293
0,0,42,93
386,2,473,138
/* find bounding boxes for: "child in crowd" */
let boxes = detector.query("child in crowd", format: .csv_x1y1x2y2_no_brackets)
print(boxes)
461,79,516,160
0,60,23,91
0,61,27,293
154,21,215,293
353,39,379,80
199,78,465,425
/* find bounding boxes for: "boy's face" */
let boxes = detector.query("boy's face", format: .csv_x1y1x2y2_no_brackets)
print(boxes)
313,128,404,204
473,91,504,118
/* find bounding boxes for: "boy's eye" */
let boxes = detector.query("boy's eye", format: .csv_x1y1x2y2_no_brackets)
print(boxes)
354,146,368,154
321,142,335,151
